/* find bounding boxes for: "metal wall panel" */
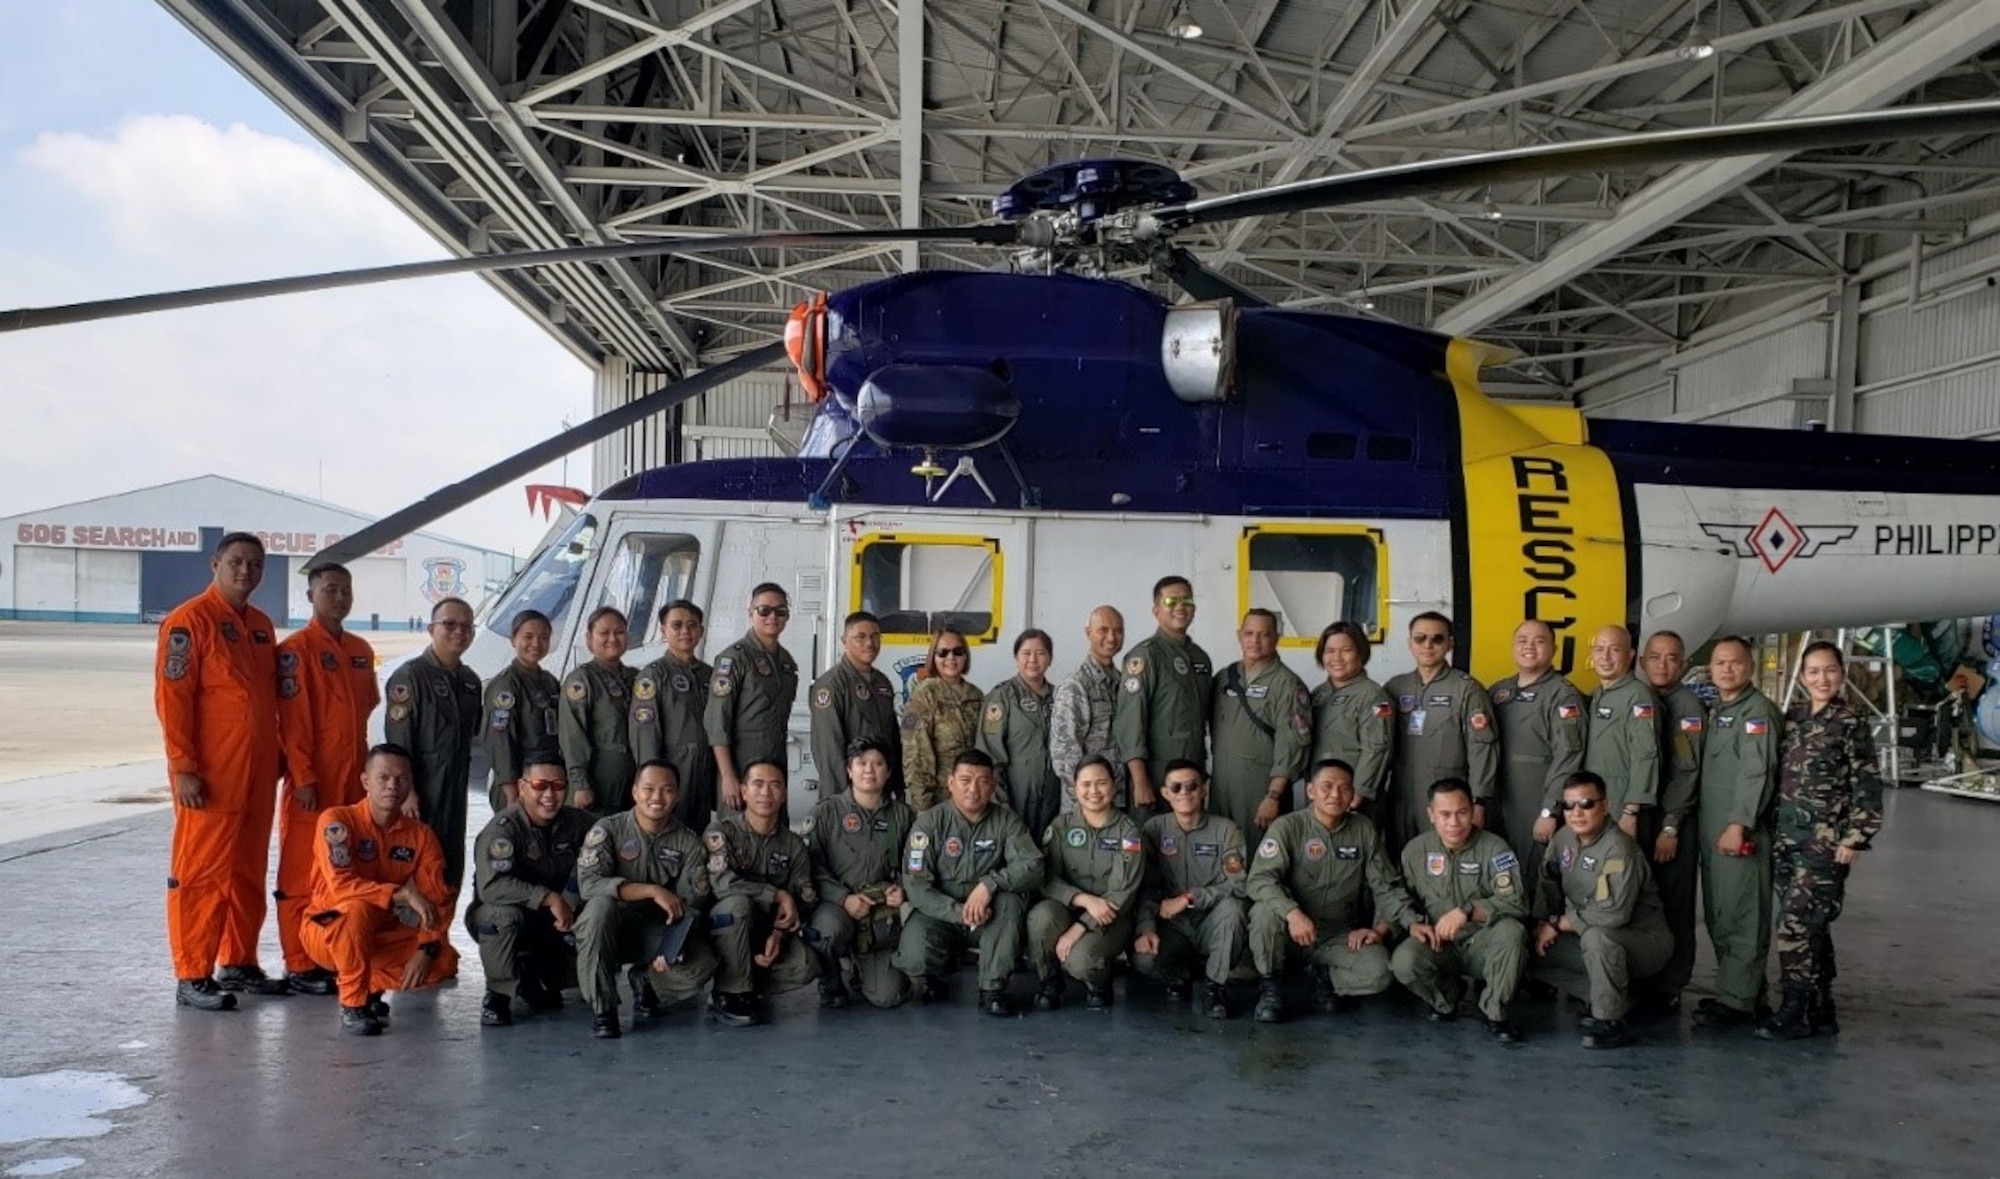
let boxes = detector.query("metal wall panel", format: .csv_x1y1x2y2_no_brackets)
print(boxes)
1858,365,2000,438
75,550,139,618
1673,319,1828,416
1578,365,1672,417
1858,288,2000,388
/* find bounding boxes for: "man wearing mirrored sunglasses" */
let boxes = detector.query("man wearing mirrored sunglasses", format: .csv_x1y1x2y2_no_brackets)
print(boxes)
467,749,595,1027
705,583,800,812
1531,771,1673,1049
1114,576,1214,818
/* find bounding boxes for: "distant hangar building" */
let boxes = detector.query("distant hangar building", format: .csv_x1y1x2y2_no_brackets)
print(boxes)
1,475,519,629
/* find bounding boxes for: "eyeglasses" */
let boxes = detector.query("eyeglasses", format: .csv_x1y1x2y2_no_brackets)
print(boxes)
433,620,475,633
522,779,566,793
1559,798,1600,812
1412,633,1449,645
936,647,968,658
1158,595,1195,609
752,605,790,619
1162,780,1203,795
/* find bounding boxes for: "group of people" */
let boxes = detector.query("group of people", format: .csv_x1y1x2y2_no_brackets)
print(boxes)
157,538,1883,1049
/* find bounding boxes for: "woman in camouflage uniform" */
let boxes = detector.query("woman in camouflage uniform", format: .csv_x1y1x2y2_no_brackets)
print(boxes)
978,629,1062,834
901,628,984,810
1759,641,1883,1041
481,610,562,812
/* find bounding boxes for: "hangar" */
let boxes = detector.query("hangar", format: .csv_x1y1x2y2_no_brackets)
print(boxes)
0,474,518,627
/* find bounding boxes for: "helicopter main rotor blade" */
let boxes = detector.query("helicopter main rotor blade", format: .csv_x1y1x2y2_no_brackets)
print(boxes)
310,342,785,570
0,226,1014,334
1153,246,1270,307
1161,99,2000,229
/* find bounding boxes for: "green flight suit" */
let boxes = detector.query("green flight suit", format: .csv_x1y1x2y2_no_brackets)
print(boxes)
481,659,561,812
466,801,594,997
806,790,916,1008
1382,667,1499,851
1112,629,1215,799
1390,829,1527,1020
897,801,1044,992
705,813,820,998
1698,686,1781,1013
1209,659,1313,836
1532,824,1673,1020
1133,812,1249,986
1583,674,1663,818
560,660,637,815
901,676,981,810
573,811,719,1014
384,649,483,890
703,634,800,782
1028,811,1145,985
1246,809,1415,995
1653,682,1707,996
631,654,716,828
1489,671,1585,871
810,658,901,798
1310,675,1394,803
977,676,1062,837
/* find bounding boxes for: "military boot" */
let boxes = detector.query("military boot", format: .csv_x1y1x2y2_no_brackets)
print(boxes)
1084,981,1113,1011
1203,982,1231,1020
818,974,852,1009
1253,976,1285,1024
215,964,291,996
1811,981,1840,1036
1033,975,1064,1012
340,1005,384,1036
980,988,1018,1017
628,965,664,1019
175,978,237,1012
1755,986,1815,1042
284,967,338,996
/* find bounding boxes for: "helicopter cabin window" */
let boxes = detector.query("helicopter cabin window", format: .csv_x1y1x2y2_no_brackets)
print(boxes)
1239,525,1387,646
852,533,1002,643
590,532,701,643
481,512,598,634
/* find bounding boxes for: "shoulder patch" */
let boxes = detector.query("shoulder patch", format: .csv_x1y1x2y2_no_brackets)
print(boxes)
389,681,411,703
1372,700,1393,719
900,710,921,731
814,687,833,710
634,677,656,701
494,689,516,709
1123,676,1141,694
566,678,588,701
1125,656,1145,676
1256,837,1280,859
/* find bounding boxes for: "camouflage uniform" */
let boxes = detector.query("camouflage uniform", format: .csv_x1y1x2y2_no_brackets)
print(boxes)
1050,658,1124,805
977,676,1062,836
1309,675,1395,804
1773,699,1884,1006
630,654,715,829
1208,659,1313,836
810,659,901,799
901,676,983,810
481,659,561,812
559,661,638,815
1488,671,1585,870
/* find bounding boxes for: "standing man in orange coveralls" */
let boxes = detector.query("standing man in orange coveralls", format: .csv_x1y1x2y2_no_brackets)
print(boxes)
157,531,289,1010
274,563,380,996
303,744,460,1036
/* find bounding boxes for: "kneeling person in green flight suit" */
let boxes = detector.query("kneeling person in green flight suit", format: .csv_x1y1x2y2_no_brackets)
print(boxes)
804,738,916,1010
1131,759,1250,1018
1027,755,1145,1011
1391,777,1529,1044
1246,758,1417,1024
467,750,595,1027
896,749,1046,1016
704,760,820,1026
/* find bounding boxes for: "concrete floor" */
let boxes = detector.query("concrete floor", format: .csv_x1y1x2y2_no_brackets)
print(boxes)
1,784,1997,1178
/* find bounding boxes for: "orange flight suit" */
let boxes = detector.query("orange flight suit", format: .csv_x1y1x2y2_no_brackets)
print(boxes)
274,620,380,974
301,801,460,1007
156,585,283,981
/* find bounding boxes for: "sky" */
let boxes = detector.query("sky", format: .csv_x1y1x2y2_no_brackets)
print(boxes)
0,1,592,558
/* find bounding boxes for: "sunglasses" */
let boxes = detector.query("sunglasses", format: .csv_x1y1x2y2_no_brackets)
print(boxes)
1411,633,1449,645
936,647,968,658
1559,798,1601,812
752,605,790,618
1158,595,1196,609
1162,780,1203,795
522,779,566,793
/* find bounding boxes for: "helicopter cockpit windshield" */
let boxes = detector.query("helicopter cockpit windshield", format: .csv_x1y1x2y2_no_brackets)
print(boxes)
481,511,599,633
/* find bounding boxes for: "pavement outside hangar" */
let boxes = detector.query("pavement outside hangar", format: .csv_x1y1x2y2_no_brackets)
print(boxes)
2,786,1998,1178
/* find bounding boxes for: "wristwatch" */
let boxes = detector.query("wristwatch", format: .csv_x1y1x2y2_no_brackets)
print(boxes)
1538,807,1554,820
1662,824,1679,837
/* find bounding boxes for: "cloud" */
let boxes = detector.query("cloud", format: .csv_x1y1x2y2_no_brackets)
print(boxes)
0,115,591,555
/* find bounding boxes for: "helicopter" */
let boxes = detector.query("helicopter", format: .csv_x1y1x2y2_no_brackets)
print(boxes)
11,101,2000,812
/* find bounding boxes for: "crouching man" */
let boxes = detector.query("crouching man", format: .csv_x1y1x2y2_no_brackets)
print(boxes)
704,760,820,1026
466,750,595,1027
573,762,719,1039
1131,760,1249,1018
896,750,1045,1016
1391,777,1529,1044
302,744,460,1036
